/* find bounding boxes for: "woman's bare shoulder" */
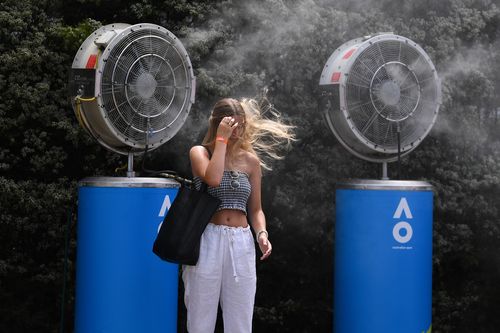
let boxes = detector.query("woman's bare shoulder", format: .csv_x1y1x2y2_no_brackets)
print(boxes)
243,151,261,173
190,145,209,158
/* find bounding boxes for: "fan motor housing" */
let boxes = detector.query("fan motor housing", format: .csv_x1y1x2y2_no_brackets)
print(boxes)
319,33,441,162
70,23,196,155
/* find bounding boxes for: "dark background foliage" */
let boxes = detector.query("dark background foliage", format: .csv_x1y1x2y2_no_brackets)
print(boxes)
1,0,499,332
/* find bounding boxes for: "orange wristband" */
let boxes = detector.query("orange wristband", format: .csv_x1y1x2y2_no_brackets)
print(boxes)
216,136,228,144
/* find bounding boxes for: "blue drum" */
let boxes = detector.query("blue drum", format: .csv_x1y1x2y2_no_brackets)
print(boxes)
334,180,433,333
75,177,180,333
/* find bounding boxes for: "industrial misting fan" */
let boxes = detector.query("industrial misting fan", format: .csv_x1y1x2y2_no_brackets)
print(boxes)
319,33,440,333
70,22,195,176
319,33,441,179
69,23,195,333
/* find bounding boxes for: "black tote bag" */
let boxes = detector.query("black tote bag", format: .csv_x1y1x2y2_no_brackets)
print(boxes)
153,181,220,265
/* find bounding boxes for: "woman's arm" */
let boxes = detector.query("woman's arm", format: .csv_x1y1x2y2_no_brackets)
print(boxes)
247,153,272,260
190,116,238,186
190,143,226,186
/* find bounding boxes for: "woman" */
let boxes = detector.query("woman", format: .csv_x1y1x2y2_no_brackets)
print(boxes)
182,97,294,333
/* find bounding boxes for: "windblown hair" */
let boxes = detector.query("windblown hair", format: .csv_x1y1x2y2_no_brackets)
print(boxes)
202,97,295,170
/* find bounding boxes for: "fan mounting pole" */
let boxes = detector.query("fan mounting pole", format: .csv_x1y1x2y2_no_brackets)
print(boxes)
127,153,135,178
397,121,401,180
381,162,389,180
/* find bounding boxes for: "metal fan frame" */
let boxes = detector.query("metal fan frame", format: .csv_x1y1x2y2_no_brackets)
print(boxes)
71,23,195,155
319,33,441,163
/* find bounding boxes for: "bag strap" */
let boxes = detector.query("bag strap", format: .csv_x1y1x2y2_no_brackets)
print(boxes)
158,145,213,189
159,172,193,187
204,145,213,159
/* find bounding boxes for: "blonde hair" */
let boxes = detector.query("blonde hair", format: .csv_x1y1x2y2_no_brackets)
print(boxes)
202,97,295,170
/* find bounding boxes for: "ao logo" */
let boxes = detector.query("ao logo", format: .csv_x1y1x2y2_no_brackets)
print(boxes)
392,197,413,243
157,195,172,233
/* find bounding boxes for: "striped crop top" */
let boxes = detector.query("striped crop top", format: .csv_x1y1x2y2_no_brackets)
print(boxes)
193,170,252,215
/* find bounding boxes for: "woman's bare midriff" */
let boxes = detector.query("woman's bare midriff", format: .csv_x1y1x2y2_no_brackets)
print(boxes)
211,209,248,228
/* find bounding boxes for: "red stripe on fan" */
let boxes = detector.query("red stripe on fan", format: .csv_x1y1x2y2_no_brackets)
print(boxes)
342,48,356,59
331,72,341,83
86,54,98,69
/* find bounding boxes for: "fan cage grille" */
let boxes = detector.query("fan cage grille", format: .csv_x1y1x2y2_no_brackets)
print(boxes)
345,39,438,151
100,27,192,145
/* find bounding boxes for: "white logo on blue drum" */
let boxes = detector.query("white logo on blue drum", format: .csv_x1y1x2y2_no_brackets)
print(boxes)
393,197,412,219
158,194,171,217
392,197,414,245
393,221,413,243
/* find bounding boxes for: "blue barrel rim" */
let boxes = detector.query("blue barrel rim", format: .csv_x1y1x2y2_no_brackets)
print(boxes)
336,179,433,191
79,177,180,188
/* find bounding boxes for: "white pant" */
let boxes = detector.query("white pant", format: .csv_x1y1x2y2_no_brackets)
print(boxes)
182,223,257,333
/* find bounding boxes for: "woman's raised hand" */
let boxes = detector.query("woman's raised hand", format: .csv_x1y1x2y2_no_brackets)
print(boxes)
217,116,239,139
